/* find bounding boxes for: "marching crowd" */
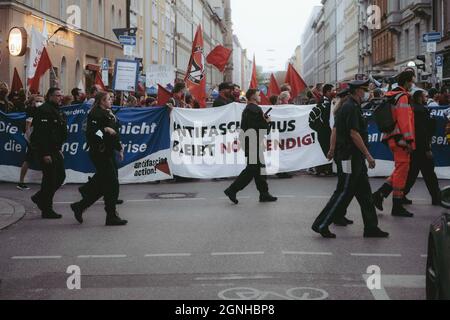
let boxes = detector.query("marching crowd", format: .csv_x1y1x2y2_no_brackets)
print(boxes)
1,71,450,234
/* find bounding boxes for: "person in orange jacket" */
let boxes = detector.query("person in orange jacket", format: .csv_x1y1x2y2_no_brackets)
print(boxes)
373,70,417,218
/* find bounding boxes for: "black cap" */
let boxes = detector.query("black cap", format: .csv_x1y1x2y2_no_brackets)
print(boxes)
349,79,370,91
219,82,233,91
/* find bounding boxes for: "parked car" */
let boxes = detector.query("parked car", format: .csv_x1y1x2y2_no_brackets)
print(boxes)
426,187,450,300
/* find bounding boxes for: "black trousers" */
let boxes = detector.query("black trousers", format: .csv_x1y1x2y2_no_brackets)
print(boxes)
228,161,269,195
78,153,119,214
312,154,379,231
404,151,441,201
34,152,66,212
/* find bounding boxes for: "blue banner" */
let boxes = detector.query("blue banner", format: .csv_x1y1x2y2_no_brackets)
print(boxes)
0,104,172,184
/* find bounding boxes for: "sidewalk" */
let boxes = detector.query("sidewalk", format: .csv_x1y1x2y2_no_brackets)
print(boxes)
0,198,25,230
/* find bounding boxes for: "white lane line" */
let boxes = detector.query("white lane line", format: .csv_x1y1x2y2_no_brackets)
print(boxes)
78,255,127,259
211,252,265,256
145,253,192,257
171,198,207,201
283,251,333,256
421,254,428,258
195,275,274,281
12,256,62,260
351,253,402,258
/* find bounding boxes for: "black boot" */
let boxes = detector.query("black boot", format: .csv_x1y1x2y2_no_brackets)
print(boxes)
364,227,390,238
224,188,239,204
392,199,414,218
312,226,337,239
106,211,128,226
334,217,354,227
259,193,278,203
31,194,45,211
373,183,393,211
42,211,63,220
70,203,84,224
401,197,413,205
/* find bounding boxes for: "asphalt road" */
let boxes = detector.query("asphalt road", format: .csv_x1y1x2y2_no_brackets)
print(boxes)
0,174,447,300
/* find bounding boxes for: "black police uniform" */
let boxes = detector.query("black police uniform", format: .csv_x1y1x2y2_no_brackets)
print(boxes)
71,107,127,226
309,96,333,174
404,102,441,203
312,88,387,238
30,101,68,218
225,103,276,203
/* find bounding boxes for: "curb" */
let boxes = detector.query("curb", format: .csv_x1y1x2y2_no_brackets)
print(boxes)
0,198,26,230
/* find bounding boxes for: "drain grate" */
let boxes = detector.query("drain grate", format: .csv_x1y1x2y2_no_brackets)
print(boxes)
147,193,198,200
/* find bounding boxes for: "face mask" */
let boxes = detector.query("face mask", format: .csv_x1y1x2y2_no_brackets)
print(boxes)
35,102,44,108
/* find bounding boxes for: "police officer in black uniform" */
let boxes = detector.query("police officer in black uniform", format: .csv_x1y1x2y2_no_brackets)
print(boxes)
312,80,389,239
224,89,278,204
30,88,68,219
70,92,127,226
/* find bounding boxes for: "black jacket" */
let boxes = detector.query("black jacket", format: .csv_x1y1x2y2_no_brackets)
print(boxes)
86,107,122,157
240,103,270,158
30,101,68,157
213,95,232,108
411,103,434,152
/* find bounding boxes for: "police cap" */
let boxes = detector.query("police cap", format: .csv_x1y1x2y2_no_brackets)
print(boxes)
348,79,370,91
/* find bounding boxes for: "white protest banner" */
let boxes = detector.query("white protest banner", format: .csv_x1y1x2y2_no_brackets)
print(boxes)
169,103,331,179
113,59,139,92
146,65,176,88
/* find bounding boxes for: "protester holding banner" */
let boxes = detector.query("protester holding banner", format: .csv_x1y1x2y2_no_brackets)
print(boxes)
30,88,68,220
224,89,278,205
17,94,45,191
312,80,389,239
213,82,234,108
70,92,128,227
167,83,188,109
0,82,15,114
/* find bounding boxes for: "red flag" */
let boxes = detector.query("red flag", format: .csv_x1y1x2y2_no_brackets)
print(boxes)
95,71,107,91
11,68,24,94
285,64,307,98
157,84,173,105
249,55,258,89
260,92,271,106
185,25,207,108
268,74,281,97
28,47,52,94
206,45,232,73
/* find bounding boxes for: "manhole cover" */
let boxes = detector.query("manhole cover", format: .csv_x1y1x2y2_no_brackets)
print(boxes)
147,193,197,200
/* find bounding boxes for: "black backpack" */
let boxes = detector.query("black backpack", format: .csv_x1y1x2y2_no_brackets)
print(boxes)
372,93,406,134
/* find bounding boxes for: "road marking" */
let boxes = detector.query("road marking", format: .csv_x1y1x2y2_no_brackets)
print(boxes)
78,255,127,259
283,251,333,256
305,196,329,199
145,253,192,257
363,275,426,301
211,252,265,256
12,256,62,260
195,275,274,281
351,253,402,258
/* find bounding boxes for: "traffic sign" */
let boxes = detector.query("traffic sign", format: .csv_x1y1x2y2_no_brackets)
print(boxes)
113,28,137,41
423,32,442,43
436,54,444,67
101,58,109,70
123,45,134,57
427,42,437,53
119,35,136,46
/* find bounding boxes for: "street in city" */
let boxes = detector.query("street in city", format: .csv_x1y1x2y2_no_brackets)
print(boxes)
0,174,442,300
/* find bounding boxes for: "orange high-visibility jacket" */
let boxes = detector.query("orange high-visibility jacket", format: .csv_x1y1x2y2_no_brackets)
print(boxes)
384,87,416,150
